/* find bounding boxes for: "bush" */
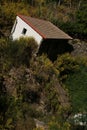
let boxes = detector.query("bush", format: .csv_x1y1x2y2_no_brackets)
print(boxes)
54,53,79,81
0,37,38,72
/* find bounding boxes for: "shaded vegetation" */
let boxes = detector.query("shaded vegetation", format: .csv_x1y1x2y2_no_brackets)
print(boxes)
65,64,87,112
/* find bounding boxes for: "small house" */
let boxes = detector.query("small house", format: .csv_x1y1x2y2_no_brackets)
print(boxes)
11,14,73,60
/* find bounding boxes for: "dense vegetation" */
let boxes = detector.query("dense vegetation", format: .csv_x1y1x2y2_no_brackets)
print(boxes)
0,38,70,130
0,38,87,130
65,65,87,112
0,0,87,130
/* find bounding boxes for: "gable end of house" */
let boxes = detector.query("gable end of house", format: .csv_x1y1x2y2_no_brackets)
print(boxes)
18,14,46,39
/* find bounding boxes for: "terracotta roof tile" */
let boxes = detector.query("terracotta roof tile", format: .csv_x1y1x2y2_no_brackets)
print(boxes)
18,14,72,40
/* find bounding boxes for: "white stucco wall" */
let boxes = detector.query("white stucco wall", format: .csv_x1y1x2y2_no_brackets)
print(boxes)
11,16,43,45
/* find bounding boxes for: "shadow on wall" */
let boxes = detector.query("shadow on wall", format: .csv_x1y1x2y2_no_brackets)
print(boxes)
38,39,73,61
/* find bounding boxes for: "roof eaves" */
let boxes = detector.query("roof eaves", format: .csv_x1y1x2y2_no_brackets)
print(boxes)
17,14,46,39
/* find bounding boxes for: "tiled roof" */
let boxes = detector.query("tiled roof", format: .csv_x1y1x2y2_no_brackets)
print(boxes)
18,14,72,40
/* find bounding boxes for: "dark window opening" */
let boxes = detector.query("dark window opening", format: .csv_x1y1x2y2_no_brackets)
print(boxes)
22,28,27,35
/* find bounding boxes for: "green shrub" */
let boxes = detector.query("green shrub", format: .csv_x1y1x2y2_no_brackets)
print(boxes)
54,53,79,81
0,37,38,72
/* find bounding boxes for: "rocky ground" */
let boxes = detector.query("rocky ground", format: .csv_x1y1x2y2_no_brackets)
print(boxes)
70,39,87,57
